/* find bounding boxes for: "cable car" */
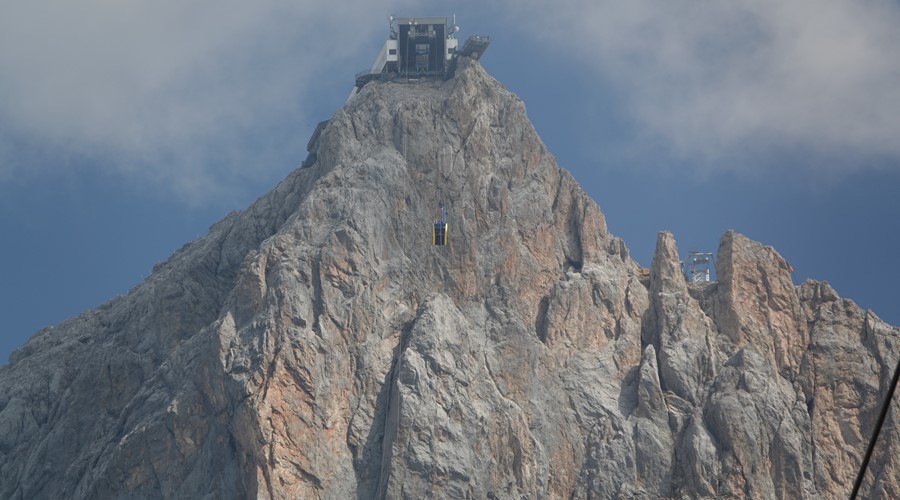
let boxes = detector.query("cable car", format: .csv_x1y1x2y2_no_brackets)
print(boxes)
433,201,448,246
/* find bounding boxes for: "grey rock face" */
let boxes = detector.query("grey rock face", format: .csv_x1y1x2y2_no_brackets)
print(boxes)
1,59,898,498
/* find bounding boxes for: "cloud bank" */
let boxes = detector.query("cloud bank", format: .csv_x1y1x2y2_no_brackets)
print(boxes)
2,1,897,203
0,0,413,201
502,0,900,174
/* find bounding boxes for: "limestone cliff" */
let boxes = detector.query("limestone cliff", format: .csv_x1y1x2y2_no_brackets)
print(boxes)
0,59,897,499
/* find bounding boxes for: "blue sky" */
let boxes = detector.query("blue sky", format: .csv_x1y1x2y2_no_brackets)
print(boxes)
2,0,899,364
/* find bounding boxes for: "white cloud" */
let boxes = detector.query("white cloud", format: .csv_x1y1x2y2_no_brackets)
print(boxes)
0,0,416,201
6,0,892,199
500,0,900,174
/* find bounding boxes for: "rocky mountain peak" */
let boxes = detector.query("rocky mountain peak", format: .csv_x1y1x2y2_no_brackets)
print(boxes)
1,59,898,499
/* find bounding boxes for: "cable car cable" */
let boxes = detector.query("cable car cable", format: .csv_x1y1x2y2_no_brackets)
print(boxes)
849,350,900,499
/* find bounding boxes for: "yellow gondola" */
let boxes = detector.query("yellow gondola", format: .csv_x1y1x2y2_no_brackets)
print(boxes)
433,201,448,246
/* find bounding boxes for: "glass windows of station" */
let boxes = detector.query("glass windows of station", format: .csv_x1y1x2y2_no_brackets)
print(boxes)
398,22,446,76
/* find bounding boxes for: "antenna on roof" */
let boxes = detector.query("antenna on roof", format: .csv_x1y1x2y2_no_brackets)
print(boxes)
388,16,397,39
449,14,460,38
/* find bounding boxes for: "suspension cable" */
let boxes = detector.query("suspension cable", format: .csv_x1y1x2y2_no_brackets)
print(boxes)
850,350,900,499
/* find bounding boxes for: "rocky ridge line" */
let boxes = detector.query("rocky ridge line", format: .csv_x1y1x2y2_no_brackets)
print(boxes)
0,59,897,498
